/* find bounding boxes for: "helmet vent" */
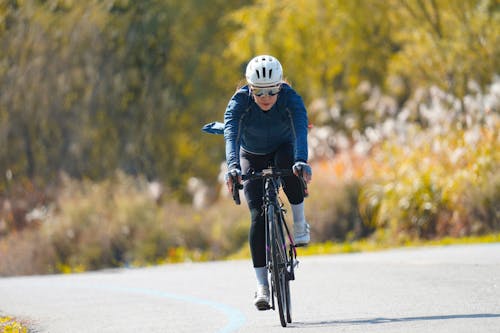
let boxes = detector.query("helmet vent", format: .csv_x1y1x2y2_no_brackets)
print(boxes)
245,55,283,86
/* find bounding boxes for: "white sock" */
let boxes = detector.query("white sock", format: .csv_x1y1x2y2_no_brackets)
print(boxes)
254,266,268,287
291,202,306,225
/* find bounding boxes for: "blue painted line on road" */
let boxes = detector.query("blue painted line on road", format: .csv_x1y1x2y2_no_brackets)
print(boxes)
96,285,246,333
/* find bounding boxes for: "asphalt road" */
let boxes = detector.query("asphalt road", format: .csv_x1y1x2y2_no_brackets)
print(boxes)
1,243,499,332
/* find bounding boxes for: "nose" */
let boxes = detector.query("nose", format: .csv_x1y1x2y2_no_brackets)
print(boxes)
257,94,273,100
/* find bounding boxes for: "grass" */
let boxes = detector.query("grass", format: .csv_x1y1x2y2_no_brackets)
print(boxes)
227,232,500,260
0,316,28,333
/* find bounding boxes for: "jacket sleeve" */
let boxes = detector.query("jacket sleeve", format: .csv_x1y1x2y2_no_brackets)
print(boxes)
287,88,309,163
223,89,248,170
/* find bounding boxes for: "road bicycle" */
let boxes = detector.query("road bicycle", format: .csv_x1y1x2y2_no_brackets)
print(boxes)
230,167,307,327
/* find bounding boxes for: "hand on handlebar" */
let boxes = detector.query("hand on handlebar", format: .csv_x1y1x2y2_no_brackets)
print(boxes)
225,168,242,194
292,162,312,183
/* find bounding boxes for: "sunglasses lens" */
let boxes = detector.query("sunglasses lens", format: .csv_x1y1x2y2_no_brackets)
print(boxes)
252,86,280,96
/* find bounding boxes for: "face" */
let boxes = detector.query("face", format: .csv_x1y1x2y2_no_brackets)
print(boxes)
253,94,278,111
250,85,280,111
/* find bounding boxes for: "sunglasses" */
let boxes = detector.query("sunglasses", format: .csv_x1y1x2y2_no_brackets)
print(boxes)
251,85,281,97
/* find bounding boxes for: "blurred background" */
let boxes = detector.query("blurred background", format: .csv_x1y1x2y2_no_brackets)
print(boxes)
0,0,498,276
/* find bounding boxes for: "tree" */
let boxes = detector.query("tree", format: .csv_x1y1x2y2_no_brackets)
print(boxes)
388,0,500,101
0,0,248,196
224,0,499,125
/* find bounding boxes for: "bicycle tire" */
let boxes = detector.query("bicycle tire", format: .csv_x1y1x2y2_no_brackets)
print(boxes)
281,228,292,323
269,206,289,327
281,213,293,323
285,271,292,323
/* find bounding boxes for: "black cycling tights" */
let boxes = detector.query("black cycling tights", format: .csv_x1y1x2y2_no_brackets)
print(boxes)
240,143,304,268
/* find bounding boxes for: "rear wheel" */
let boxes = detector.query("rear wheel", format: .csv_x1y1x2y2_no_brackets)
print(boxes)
270,206,290,327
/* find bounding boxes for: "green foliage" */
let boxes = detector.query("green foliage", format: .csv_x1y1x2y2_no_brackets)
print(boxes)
0,0,498,274
1,0,498,193
0,0,245,194
360,121,499,241
225,0,499,126
388,0,500,99
225,0,395,105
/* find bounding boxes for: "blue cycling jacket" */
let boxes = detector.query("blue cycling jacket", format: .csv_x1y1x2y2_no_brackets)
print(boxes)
224,84,309,170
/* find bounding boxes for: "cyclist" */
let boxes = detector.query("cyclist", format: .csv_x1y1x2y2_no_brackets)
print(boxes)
224,55,312,310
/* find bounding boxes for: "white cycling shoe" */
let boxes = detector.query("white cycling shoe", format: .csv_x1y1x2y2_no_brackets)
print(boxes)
294,222,310,246
254,285,270,311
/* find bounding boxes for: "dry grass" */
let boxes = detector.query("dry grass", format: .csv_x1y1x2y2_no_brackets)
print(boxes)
1,137,498,276
0,116,498,276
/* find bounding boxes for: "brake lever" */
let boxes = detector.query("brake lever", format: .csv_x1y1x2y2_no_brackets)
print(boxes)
231,175,243,205
298,170,309,198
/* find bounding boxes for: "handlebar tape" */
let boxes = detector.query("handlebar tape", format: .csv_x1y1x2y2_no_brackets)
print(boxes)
231,178,243,205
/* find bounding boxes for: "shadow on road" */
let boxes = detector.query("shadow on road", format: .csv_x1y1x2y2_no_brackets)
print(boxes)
291,313,500,328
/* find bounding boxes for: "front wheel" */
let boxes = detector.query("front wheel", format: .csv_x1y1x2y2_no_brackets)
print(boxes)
269,206,290,327
285,273,292,323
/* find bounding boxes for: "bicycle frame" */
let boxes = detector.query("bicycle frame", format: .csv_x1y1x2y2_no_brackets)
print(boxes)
240,167,298,263
264,173,295,326
261,170,297,279
234,167,301,326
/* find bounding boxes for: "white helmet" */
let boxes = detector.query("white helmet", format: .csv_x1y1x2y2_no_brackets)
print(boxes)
245,55,283,87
